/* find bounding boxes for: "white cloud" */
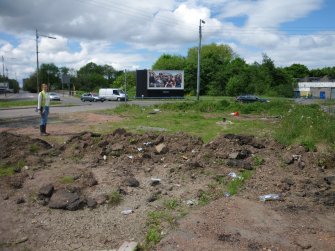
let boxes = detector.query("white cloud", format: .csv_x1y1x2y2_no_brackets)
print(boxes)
0,0,334,83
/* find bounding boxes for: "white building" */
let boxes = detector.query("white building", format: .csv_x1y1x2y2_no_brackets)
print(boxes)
294,81,335,99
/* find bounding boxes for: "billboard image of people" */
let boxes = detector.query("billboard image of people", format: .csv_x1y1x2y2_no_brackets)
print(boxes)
148,70,184,90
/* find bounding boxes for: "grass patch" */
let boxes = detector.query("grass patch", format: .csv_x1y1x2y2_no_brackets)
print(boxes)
252,155,265,166
145,226,161,246
198,190,212,206
274,104,335,149
59,176,74,184
227,170,252,195
108,190,122,205
0,160,25,177
29,143,40,153
163,199,179,210
0,100,36,108
97,98,334,150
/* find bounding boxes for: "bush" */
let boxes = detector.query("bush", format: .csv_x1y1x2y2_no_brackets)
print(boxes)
274,104,335,149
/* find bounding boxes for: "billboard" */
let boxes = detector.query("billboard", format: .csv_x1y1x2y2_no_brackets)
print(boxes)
148,70,184,90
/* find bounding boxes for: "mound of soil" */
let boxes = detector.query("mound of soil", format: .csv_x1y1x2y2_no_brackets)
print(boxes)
0,130,334,250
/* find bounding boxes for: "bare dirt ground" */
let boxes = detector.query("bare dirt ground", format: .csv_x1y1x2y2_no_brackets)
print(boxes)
0,112,334,251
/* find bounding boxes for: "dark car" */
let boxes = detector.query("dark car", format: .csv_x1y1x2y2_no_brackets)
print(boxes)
80,93,105,102
236,95,269,103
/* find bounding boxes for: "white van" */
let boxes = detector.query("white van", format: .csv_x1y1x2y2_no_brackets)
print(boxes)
99,88,128,101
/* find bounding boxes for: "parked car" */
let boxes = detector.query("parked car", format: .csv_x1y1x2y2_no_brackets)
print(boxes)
236,95,269,103
80,93,105,102
49,92,61,101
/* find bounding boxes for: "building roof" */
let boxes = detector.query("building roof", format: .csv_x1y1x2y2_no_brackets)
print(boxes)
298,82,335,88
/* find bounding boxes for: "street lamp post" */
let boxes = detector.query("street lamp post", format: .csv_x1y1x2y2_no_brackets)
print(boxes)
196,19,205,101
36,29,56,93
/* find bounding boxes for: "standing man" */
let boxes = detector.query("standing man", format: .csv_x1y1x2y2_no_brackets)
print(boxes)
37,83,50,136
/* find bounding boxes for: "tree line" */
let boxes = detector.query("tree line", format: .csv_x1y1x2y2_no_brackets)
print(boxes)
22,43,335,97
153,43,335,97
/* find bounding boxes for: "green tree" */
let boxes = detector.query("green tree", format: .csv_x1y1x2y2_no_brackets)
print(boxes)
152,54,186,70
40,63,60,90
223,57,249,96
225,75,248,96
77,62,107,91
8,79,20,93
112,71,136,97
283,63,309,78
185,43,235,95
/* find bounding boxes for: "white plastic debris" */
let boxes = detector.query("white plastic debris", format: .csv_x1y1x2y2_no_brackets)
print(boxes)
259,194,280,202
228,172,238,178
186,199,198,206
23,166,29,170
292,154,302,161
154,109,160,112
128,155,133,159
137,147,143,152
121,209,133,215
103,155,107,161
151,178,161,182
224,192,231,197
143,142,152,146
228,172,242,180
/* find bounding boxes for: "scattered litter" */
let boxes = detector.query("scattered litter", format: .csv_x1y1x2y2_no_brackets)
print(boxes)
150,178,161,186
121,209,134,215
23,166,29,170
230,111,239,116
292,154,302,161
103,155,107,161
143,142,152,146
148,109,161,114
186,199,198,206
224,192,231,197
175,184,181,187
127,155,134,159
191,149,197,153
259,194,280,202
228,172,242,180
182,155,188,160
137,147,143,152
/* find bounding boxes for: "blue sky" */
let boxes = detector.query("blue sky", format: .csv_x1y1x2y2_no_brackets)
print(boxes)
0,0,334,83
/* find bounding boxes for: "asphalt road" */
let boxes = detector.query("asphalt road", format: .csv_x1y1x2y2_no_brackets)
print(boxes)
0,91,175,119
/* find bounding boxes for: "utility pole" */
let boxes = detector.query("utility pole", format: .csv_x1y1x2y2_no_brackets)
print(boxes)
124,69,127,103
196,19,205,101
36,29,56,93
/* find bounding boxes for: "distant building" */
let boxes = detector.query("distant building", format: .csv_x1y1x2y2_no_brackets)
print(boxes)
0,81,8,93
294,77,335,99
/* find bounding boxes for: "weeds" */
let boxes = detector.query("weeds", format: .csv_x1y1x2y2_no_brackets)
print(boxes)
198,191,211,206
29,144,40,153
227,170,252,195
145,226,161,246
59,176,74,184
163,199,179,210
252,155,265,166
0,160,26,177
275,104,335,149
108,190,122,205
